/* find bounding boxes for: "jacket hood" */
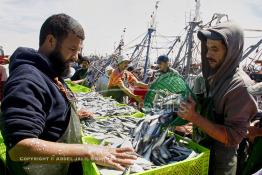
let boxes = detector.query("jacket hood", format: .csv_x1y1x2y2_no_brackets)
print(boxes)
198,21,244,90
9,47,57,78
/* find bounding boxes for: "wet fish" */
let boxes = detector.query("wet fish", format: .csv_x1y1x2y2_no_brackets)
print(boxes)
75,92,138,118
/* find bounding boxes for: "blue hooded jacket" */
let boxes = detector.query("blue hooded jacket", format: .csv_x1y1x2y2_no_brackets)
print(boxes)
0,47,70,149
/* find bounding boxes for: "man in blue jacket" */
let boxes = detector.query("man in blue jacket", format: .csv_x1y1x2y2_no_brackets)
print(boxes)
0,14,136,175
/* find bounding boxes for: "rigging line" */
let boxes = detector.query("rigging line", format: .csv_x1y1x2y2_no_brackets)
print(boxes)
154,35,180,38
123,31,147,48
245,36,262,39
244,29,262,32
155,31,174,42
253,49,262,60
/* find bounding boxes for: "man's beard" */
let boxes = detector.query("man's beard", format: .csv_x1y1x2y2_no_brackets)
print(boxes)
48,47,71,77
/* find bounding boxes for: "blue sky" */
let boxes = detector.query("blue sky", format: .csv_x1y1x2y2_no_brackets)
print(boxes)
0,0,261,56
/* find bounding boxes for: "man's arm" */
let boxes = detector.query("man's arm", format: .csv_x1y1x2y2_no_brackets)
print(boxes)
178,86,257,146
133,81,148,89
178,97,228,144
127,72,148,89
118,82,142,103
72,79,85,84
10,138,136,170
1,78,136,170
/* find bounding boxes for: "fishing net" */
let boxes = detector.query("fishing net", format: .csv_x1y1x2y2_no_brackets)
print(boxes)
144,72,195,126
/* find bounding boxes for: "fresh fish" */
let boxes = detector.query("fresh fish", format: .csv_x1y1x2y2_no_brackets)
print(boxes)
159,145,171,159
151,129,168,150
75,92,138,118
79,91,199,173
143,119,159,142
130,164,144,173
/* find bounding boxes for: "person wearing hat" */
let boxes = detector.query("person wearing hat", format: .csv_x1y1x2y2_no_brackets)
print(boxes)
107,55,148,104
156,55,178,76
95,66,114,96
177,22,257,175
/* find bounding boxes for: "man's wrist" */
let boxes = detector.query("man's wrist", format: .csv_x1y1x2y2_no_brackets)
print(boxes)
82,144,93,160
191,112,201,124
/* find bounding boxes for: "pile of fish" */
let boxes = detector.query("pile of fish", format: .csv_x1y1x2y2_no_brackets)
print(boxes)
81,116,142,148
75,92,138,117
80,91,198,174
81,116,156,174
132,114,198,166
82,114,197,174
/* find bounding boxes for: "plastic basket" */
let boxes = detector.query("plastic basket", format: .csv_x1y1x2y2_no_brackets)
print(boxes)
144,72,191,108
144,72,193,126
0,133,6,164
82,134,210,175
65,81,91,93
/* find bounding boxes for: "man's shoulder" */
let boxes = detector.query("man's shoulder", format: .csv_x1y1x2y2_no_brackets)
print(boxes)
169,67,179,74
231,69,254,87
6,64,50,90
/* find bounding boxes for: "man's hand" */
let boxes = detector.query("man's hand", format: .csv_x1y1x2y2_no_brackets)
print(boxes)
77,109,93,119
175,123,193,135
247,120,261,142
133,95,143,103
87,145,137,170
72,79,85,85
177,96,198,122
178,96,228,144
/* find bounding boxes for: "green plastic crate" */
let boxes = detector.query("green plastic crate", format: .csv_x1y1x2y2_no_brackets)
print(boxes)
65,81,92,93
82,135,210,175
0,133,6,164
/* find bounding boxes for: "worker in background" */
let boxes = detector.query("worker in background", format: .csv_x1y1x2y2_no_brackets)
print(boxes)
107,55,148,104
0,56,9,101
150,55,179,83
0,14,136,175
71,55,91,87
178,22,258,175
95,66,114,96
156,55,178,76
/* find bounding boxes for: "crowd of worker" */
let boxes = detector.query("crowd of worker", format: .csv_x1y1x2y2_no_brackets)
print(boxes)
0,13,261,175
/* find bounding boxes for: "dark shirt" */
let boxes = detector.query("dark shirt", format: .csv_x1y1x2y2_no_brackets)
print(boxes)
71,68,88,81
0,47,70,149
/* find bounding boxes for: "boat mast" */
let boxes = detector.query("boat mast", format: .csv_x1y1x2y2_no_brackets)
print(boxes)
143,1,159,82
114,28,126,56
184,0,201,78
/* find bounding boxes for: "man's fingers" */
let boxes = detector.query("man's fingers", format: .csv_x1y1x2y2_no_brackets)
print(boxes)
177,110,186,118
188,96,196,105
179,102,188,108
251,120,260,127
116,147,135,153
108,160,125,171
114,152,137,160
112,156,135,166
